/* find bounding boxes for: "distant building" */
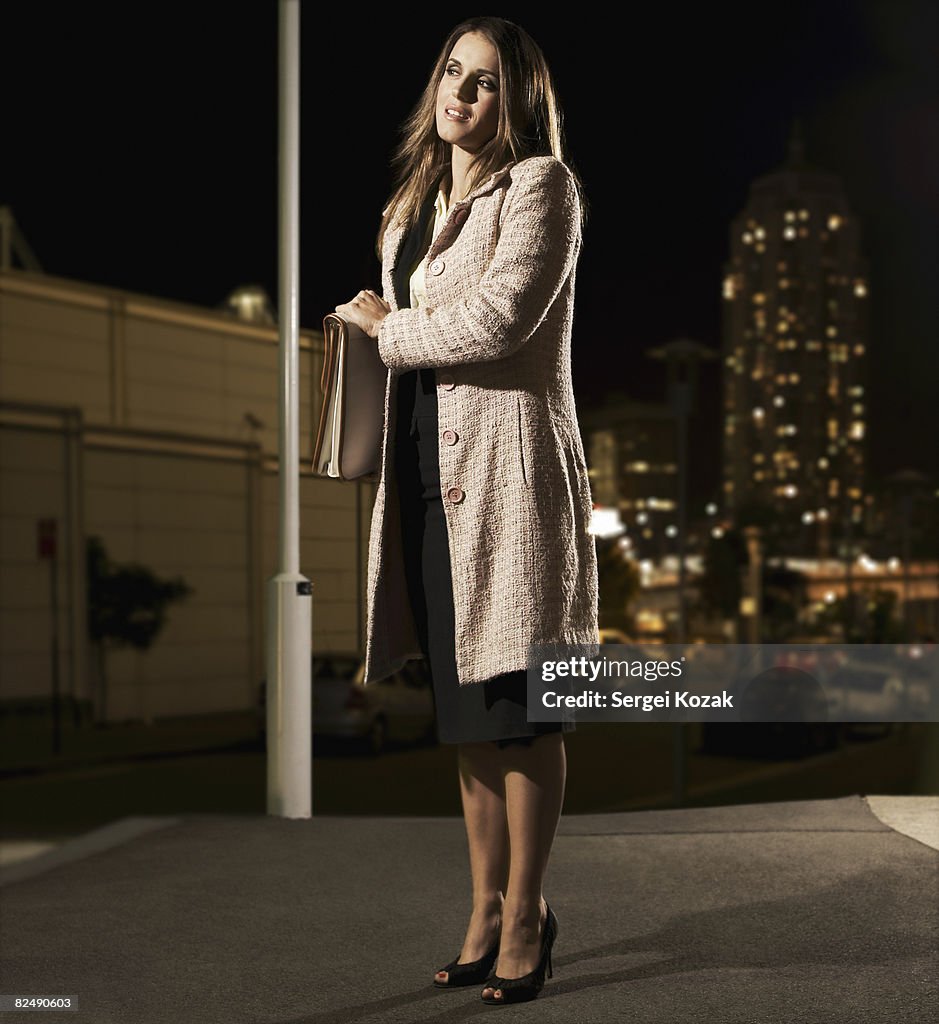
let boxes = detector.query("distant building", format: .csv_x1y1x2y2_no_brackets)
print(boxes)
583,393,678,560
721,120,871,553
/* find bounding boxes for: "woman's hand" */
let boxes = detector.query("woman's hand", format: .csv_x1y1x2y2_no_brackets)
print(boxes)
335,290,391,339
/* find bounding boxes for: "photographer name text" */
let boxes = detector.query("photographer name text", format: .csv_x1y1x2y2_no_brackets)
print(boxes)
542,690,734,709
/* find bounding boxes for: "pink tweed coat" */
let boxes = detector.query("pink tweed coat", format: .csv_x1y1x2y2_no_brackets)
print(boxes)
363,154,599,687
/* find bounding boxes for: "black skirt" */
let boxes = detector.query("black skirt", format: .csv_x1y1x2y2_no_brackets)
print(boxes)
393,367,574,747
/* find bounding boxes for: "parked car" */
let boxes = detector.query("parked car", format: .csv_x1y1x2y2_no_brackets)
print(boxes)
598,628,632,646
702,653,846,758
258,652,436,754
822,662,907,739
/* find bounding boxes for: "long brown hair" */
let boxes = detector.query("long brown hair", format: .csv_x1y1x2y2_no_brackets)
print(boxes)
375,16,587,260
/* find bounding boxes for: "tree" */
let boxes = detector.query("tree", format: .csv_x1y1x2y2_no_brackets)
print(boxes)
87,536,193,723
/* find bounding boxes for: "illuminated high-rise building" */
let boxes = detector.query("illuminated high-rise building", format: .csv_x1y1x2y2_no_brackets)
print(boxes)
721,120,870,549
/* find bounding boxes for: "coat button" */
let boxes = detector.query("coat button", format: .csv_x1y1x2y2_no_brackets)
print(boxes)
442,429,458,445
429,258,445,275
438,373,456,391
446,485,465,504
453,207,468,226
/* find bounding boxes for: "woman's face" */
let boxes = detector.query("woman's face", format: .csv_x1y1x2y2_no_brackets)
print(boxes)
435,31,501,153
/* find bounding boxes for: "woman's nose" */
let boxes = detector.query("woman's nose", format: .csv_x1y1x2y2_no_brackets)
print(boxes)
452,81,473,103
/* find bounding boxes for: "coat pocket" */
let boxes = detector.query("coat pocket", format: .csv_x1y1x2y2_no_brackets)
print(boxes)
515,395,528,486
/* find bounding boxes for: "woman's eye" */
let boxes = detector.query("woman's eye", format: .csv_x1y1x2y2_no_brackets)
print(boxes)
445,66,496,90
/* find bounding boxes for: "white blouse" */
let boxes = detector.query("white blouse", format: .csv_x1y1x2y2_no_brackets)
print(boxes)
407,187,451,310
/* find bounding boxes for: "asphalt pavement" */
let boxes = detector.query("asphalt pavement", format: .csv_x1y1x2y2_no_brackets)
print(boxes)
0,795,936,1023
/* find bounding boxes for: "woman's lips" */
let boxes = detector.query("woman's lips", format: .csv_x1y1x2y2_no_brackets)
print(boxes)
444,106,470,121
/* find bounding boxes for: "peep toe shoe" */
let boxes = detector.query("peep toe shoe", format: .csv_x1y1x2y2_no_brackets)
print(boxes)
481,902,558,1005
433,925,502,988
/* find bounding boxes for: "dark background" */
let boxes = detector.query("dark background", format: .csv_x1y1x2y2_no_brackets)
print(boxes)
2,1,936,500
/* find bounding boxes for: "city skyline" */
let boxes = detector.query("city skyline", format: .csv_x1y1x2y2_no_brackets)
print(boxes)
2,1,935,493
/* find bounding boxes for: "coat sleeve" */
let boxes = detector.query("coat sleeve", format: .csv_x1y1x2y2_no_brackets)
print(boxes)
376,157,581,370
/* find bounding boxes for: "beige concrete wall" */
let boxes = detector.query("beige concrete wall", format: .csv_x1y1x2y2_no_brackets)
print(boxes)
0,416,85,717
0,269,374,721
0,274,314,449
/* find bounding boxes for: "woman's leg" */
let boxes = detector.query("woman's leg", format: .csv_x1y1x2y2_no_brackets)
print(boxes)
435,740,509,981
481,732,566,999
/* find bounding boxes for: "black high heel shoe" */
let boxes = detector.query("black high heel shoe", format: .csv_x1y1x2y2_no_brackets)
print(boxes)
481,902,558,1005
433,924,502,988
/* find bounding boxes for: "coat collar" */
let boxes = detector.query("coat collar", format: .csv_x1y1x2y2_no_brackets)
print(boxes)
385,160,516,273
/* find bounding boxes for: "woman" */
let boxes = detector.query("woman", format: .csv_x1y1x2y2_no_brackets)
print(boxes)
335,16,598,1005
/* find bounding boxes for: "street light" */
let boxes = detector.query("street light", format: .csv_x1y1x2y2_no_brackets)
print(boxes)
885,468,932,638
646,337,719,644
646,336,718,809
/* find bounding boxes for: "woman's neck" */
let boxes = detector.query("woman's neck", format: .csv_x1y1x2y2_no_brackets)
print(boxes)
447,147,478,204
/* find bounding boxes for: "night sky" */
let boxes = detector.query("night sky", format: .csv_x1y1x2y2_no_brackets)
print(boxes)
3,1,936,498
